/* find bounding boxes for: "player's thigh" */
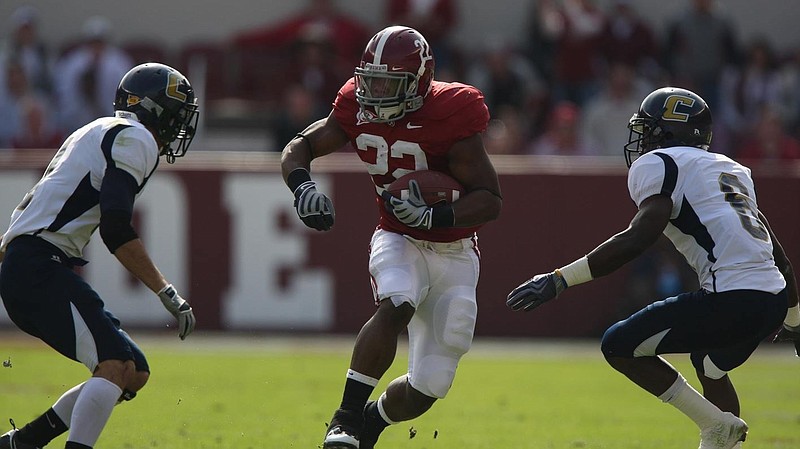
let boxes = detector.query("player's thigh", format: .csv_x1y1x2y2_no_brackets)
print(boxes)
422,248,480,354
601,292,696,358
64,283,140,372
406,250,479,398
3,257,137,372
0,240,76,339
368,229,428,307
602,289,785,358
690,289,787,376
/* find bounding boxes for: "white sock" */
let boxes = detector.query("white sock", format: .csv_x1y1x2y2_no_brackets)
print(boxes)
346,369,379,387
68,377,122,447
658,374,722,429
376,393,399,425
52,382,86,427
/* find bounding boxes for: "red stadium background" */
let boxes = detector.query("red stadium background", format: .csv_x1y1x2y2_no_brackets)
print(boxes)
1,151,798,338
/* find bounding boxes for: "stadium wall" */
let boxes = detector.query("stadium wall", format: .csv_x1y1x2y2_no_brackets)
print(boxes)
1,152,798,338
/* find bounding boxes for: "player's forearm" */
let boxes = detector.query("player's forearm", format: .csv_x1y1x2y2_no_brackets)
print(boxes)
587,195,669,278
113,239,168,294
587,229,653,278
281,137,314,182
451,190,502,227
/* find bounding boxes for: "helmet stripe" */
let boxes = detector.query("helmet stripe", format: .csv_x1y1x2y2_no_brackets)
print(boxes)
372,28,396,65
415,38,430,81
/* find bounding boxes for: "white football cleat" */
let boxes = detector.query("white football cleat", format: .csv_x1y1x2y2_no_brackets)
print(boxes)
698,412,748,449
322,425,359,449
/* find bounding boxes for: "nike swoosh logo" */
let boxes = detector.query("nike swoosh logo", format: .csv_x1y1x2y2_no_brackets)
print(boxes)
46,414,56,429
406,123,422,129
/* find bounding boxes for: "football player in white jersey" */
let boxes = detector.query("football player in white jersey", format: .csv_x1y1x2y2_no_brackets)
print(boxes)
507,87,800,449
0,63,198,449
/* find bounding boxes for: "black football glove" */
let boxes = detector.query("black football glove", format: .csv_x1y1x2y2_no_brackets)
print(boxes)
293,181,335,231
507,271,568,312
773,323,800,357
381,179,433,230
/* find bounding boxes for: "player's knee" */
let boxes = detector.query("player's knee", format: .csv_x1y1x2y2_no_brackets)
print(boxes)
692,354,728,380
436,295,476,356
116,370,149,404
413,357,456,399
95,359,136,389
600,321,629,359
129,370,150,391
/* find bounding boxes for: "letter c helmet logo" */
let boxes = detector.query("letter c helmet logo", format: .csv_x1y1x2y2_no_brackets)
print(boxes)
662,95,695,122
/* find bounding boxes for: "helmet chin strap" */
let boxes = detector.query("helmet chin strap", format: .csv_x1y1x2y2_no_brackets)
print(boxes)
160,145,176,163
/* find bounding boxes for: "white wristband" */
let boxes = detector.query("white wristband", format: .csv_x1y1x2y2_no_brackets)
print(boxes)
785,303,800,327
557,256,593,288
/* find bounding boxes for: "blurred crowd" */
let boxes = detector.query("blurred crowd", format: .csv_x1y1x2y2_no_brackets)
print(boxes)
2,0,799,163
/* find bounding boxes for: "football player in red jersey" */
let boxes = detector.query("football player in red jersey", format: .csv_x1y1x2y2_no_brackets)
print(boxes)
281,25,502,449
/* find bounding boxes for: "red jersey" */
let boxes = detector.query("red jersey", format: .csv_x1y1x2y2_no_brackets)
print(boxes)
333,78,490,242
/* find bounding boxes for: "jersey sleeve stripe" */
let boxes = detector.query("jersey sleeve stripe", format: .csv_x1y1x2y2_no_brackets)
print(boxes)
100,124,133,170
654,152,678,195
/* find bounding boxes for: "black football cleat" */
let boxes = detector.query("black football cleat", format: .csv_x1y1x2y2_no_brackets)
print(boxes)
322,408,363,449
0,428,41,449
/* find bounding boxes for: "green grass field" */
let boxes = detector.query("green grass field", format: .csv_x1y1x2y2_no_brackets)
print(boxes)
1,333,798,449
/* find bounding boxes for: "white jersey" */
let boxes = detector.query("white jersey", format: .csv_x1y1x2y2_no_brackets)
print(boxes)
0,111,159,259
628,146,785,294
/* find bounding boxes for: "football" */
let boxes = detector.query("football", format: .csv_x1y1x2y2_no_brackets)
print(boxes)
386,170,464,206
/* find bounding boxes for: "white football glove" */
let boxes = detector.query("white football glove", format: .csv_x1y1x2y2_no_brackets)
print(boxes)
381,179,433,230
294,181,335,231
157,284,196,340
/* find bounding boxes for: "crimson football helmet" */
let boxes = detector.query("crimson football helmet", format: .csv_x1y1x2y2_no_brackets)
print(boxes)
624,87,712,167
354,25,435,123
114,63,199,163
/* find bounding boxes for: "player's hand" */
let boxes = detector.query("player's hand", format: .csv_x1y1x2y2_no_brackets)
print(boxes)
507,271,568,312
294,181,335,231
773,323,800,357
157,284,196,340
381,180,433,230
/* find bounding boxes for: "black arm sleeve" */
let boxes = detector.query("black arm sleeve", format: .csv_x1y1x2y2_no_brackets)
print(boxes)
99,167,139,253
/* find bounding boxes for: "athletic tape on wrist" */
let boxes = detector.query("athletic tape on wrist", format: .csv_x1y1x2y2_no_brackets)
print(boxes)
557,256,593,287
